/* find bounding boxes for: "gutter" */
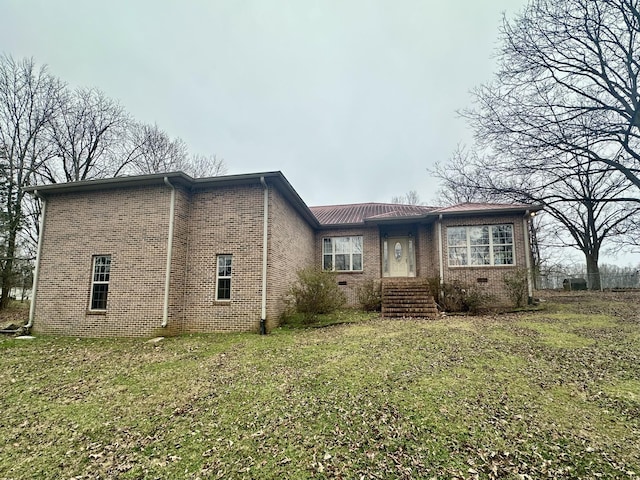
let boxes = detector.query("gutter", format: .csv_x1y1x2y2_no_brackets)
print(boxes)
25,190,47,331
259,176,268,335
162,177,176,328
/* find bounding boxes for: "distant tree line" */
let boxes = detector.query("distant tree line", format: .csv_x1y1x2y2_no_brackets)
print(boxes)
0,54,227,309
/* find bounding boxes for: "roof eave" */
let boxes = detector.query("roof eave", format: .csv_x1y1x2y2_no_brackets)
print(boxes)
24,170,321,229
431,205,544,217
23,172,193,196
318,222,369,229
363,215,432,225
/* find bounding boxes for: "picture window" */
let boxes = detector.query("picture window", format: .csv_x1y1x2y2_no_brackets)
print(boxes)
322,236,363,272
447,225,514,267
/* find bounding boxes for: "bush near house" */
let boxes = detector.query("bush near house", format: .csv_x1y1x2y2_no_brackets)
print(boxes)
427,276,493,314
285,267,346,323
356,279,382,312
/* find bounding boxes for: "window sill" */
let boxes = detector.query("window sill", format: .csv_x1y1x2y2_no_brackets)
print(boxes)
213,300,231,306
87,309,107,315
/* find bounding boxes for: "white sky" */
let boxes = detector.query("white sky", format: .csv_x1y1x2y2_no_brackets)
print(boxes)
2,0,637,266
0,0,528,206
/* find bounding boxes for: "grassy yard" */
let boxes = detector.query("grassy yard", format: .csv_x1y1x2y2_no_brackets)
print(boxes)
1,292,639,479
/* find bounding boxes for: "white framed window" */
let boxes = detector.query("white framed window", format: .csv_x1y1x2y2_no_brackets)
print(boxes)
90,255,111,310
447,225,514,267
216,254,232,300
323,236,363,271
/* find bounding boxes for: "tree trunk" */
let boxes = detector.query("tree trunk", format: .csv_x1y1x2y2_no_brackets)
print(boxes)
585,253,601,291
0,186,23,310
0,231,16,309
529,219,541,289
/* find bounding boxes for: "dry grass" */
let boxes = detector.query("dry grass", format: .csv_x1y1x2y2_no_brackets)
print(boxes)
1,291,639,479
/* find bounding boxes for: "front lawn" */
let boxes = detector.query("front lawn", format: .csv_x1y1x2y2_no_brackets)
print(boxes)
1,292,639,478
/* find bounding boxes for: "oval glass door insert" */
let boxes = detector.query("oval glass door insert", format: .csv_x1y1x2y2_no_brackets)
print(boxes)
394,242,402,260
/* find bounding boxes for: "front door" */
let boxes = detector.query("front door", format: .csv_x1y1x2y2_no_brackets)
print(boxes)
388,237,411,277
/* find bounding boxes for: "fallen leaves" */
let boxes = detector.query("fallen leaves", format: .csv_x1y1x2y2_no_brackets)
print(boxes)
1,292,640,477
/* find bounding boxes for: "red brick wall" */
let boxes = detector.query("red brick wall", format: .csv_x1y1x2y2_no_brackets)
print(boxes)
416,223,439,279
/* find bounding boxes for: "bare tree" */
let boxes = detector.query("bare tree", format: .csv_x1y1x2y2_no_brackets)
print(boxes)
432,147,498,205
436,0,640,289
433,147,640,290
126,123,188,175
42,87,128,183
467,0,640,193
391,190,423,205
183,153,227,178
0,55,63,308
125,123,227,177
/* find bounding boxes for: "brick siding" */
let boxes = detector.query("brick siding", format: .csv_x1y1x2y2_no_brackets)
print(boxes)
183,184,265,333
266,187,316,327
314,217,529,307
439,214,530,305
316,226,381,306
31,177,533,336
33,186,171,337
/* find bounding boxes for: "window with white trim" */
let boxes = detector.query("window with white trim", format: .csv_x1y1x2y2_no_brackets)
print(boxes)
216,254,232,300
447,225,514,266
323,236,363,271
90,255,111,310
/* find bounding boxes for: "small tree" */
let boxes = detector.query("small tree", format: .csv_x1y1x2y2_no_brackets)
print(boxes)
288,267,346,322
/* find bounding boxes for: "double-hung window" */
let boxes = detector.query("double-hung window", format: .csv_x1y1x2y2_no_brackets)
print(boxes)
90,255,111,310
323,236,363,271
447,225,514,266
216,254,232,300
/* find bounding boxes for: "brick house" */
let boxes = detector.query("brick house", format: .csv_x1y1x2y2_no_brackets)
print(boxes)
24,171,540,337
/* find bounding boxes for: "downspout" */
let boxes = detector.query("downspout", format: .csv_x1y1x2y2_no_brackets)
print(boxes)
162,177,176,328
25,190,46,331
437,214,444,290
259,177,268,335
523,211,534,301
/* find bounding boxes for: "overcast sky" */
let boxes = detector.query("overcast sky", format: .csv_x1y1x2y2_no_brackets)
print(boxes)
1,0,532,206
3,1,639,266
